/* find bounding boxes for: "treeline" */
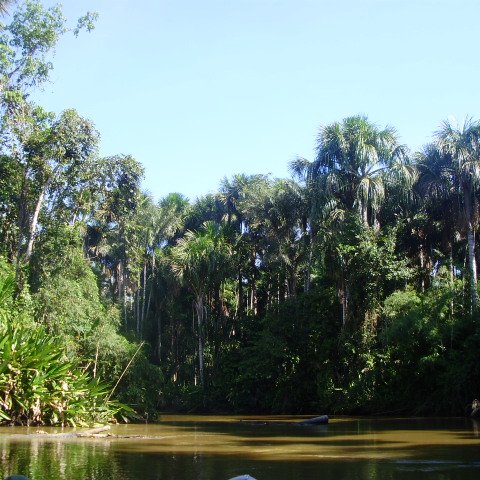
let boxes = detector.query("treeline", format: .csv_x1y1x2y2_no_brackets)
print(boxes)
1,1,479,423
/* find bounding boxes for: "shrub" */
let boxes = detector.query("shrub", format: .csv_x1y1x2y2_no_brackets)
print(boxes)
0,323,128,426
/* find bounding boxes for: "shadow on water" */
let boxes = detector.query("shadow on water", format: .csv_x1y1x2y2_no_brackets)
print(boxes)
1,416,480,480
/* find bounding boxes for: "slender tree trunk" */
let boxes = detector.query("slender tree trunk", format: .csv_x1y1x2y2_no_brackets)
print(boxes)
289,264,297,298
117,262,124,301
195,296,205,388
419,244,425,293
277,272,281,304
146,278,152,329
236,270,243,319
117,261,128,328
466,227,478,310
25,187,46,260
449,244,454,318
251,278,257,315
303,217,312,293
266,281,271,310
361,201,368,227
250,245,258,315
136,287,141,336
141,260,147,333
157,310,162,363
340,279,349,327
304,248,312,293
123,275,127,328
464,188,478,311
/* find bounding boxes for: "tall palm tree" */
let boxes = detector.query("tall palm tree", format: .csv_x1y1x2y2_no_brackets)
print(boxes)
314,115,411,227
170,221,231,388
242,178,306,301
434,117,480,310
220,174,271,316
291,116,414,325
415,143,461,292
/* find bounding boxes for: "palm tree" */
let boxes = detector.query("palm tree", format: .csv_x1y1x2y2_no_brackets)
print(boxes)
170,221,231,387
219,174,271,316
314,115,411,227
415,143,461,292
291,116,414,325
434,118,480,310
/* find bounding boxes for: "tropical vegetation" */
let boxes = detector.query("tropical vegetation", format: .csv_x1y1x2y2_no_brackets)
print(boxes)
0,1,479,423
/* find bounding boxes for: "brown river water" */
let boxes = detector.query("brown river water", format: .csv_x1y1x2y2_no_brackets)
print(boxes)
1,415,480,480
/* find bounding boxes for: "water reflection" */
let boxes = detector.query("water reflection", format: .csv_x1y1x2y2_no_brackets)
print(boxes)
0,417,479,480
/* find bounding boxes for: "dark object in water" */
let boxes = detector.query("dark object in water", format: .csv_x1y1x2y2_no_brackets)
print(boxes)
297,415,329,425
6,476,30,480
240,415,329,427
468,399,480,419
228,476,257,480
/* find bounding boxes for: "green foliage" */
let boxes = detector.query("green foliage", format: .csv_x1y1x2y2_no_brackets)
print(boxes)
0,0,97,92
171,221,232,296
0,323,127,426
337,223,412,308
31,225,107,346
1,0,67,90
116,347,164,418
0,155,22,257
0,259,129,425
1,13,479,423
365,278,474,415
0,257,33,328
214,286,340,413
29,225,153,404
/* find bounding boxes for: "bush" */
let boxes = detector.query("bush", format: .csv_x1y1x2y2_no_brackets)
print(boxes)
0,323,129,426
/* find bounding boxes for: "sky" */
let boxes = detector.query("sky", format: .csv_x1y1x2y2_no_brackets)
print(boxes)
30,0,480,201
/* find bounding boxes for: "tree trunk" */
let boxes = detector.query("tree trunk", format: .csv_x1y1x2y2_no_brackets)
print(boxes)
136,287,141,336
141,260,147,333
464,187,478,311
304,247,312,293
195,296,205,388
250,278,257,315
146,278,153,331
419,244,425,293
117,261,124,301
25,187,46,260
466,227,478,311
289,264,297,298
236,270,243,319
449,244,454,318
361,201,369,227
340,280,349,327
157,312,162,362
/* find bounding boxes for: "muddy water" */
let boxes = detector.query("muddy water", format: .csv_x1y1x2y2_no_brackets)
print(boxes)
1,416,480,480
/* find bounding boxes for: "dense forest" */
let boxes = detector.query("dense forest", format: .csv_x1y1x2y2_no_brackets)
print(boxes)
1,1,479,425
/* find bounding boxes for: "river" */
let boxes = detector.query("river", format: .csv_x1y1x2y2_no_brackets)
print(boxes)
1,416,480,480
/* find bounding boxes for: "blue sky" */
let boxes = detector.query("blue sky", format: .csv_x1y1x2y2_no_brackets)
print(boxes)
32,0,480,201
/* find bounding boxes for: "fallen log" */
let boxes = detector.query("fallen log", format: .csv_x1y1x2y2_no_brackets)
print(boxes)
297,415,329,426
239,415,329,427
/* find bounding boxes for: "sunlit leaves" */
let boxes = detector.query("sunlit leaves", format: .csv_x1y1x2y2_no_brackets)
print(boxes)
0,323,126,426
